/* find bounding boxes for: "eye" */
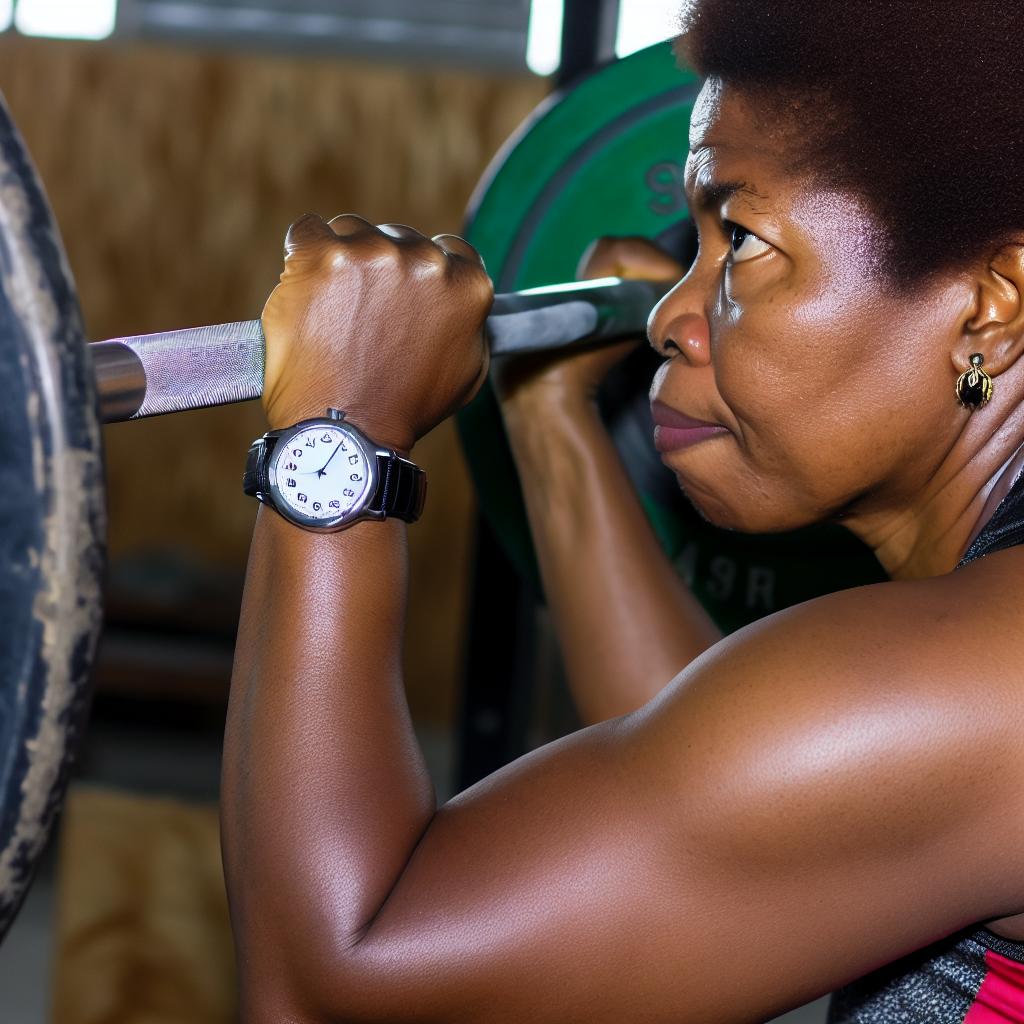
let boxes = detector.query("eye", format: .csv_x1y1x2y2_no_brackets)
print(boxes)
725,221,771,264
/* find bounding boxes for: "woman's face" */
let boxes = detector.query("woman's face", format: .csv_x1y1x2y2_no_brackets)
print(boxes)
649,78,974,535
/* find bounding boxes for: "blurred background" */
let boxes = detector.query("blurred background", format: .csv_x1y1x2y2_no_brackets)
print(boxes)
0,2,825,1021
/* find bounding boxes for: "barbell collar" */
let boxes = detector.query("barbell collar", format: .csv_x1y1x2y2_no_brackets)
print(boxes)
90,277,671,424
89,342,146,421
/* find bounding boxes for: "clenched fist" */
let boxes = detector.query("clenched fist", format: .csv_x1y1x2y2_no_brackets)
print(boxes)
493,236,685,414
261,214,493,452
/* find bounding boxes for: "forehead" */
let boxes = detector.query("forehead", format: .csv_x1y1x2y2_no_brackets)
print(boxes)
684,78,788,206
683,79,891,273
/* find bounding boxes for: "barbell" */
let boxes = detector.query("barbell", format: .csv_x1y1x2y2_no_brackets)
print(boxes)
0,40,885,943
89,275,671,423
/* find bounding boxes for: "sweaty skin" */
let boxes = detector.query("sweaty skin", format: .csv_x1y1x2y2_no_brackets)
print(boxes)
222,81,1024,1023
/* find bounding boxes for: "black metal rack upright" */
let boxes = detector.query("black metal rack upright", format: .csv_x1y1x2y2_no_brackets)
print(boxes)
557,0,620,87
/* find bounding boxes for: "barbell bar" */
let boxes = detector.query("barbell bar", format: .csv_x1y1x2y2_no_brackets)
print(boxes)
89,276,672,423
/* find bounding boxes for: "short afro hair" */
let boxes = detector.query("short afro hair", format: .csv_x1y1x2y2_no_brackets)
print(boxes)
676,1,1024,288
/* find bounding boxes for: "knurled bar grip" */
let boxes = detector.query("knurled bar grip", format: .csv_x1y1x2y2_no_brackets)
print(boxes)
92,320,264,421
89,277,670,424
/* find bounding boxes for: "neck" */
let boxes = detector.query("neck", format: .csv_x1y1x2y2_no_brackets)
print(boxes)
847,406,1024,581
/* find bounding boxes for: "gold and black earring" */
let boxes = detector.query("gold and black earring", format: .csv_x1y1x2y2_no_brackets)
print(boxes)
956,353,994,409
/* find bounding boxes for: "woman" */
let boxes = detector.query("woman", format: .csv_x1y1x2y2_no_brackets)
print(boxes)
221,2,1024,1021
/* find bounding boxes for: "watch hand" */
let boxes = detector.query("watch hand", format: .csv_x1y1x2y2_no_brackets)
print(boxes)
317,443,343,478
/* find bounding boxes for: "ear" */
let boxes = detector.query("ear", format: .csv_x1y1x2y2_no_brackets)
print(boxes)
958,244,1024,375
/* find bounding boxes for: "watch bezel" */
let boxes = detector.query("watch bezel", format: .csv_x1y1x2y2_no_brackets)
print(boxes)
266,417,382,532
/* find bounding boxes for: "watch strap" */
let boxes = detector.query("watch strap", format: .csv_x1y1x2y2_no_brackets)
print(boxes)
371,452,427,523
243,430,284,502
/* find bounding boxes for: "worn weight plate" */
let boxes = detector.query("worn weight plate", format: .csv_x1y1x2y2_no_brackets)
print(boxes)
0,94,105,942
460,42,885,633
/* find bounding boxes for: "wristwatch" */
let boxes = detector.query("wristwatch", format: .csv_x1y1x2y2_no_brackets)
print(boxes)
243,408,426,531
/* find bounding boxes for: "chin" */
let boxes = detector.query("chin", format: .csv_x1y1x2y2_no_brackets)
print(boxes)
664,442,836,534
673,475,820,535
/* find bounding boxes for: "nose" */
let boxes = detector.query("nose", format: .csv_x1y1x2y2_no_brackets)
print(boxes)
648,292,712,367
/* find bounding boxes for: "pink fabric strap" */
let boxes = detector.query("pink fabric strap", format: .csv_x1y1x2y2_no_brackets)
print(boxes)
965,951,1024,1023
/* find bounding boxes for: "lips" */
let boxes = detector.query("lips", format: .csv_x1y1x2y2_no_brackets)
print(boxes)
651,400,729,453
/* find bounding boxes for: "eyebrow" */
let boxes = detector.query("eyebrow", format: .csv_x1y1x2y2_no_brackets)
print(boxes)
690,179,762,213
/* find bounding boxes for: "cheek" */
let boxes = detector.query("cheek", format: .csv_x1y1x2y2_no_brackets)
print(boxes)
711,282,908,482
713,290,856,429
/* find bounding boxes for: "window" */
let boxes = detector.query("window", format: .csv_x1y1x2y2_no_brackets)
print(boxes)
615,0,680,58
117,0,533,70
527,0,681,77
14,0,118,39
526,0,562,75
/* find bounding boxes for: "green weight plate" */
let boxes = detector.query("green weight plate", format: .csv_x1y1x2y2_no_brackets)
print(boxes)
460,43,885,634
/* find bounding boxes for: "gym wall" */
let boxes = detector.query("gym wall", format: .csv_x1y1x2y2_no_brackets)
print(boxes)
0,35,547,724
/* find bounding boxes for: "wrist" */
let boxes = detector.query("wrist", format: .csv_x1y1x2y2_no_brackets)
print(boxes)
501,391,613,476
266,400,414,456
500,385,603,436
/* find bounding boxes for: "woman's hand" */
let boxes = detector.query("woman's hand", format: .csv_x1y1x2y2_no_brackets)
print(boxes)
261,214,493,452
493,236,685,416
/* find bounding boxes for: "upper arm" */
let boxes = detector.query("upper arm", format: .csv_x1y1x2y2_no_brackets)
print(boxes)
328,571,1024,1023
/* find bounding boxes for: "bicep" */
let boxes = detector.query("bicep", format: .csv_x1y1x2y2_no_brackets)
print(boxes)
334,584,1023,1023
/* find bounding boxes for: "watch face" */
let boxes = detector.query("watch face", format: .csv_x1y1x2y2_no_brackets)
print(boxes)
269,422,374,527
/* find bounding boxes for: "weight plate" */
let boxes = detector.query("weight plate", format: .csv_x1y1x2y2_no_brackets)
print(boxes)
460,42,885,633
0,94,105,942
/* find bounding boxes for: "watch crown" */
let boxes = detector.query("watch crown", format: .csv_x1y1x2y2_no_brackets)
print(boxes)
326,408,347,421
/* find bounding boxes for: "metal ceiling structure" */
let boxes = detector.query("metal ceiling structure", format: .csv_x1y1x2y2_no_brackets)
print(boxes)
116,0,534,71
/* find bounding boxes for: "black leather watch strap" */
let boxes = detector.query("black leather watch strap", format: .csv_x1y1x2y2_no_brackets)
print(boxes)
243,430,284,502
370,453,427,523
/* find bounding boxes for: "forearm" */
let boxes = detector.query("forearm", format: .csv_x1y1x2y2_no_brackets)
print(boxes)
221,508,434,1015
502,396,721,725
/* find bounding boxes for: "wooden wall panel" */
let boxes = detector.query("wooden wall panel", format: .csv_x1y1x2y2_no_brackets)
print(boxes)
53,788,236,1024
0,37,546,722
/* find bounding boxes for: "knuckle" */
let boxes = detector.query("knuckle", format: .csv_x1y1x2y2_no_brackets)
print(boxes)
590,236,627,259
579,236,624,276
328,213,372,233
450,260,493,307
379,223,426,243
315,241,351,275
473,268,495,302
418,242,451,272
289,212,322,232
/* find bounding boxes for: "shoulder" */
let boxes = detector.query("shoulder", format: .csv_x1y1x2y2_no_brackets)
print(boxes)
661,544,1024,719
626,549,1024,913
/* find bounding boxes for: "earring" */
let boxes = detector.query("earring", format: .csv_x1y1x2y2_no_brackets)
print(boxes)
956,353,994,409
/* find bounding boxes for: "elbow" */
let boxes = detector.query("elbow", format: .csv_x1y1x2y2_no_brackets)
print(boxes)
235,934,419,1024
